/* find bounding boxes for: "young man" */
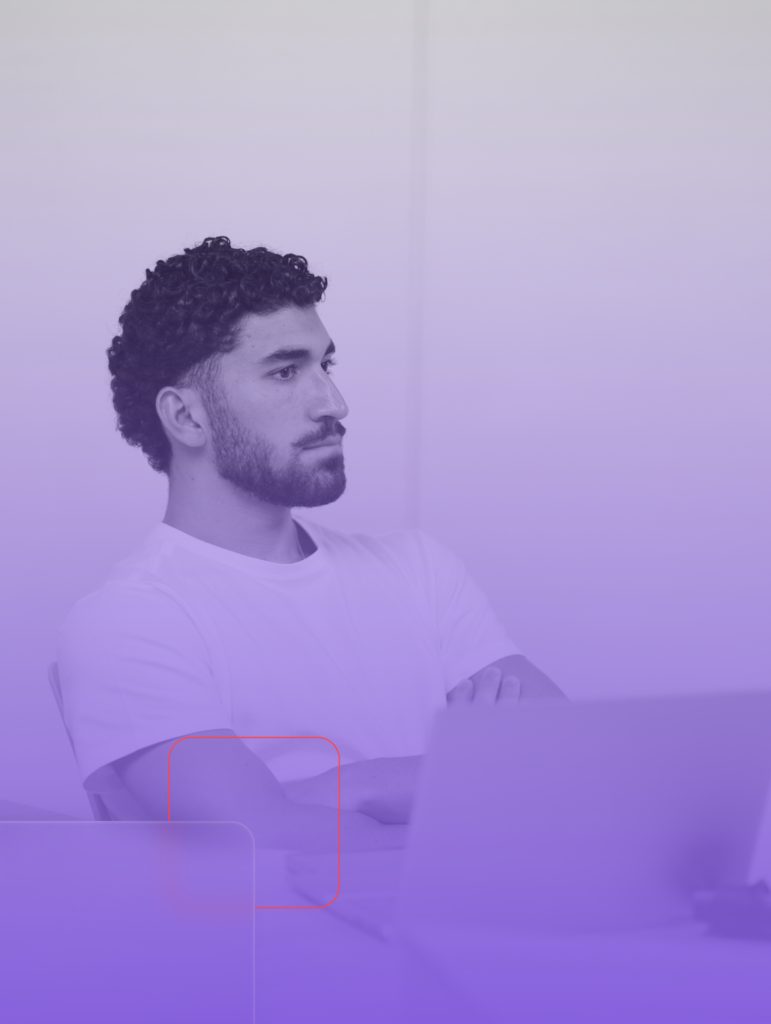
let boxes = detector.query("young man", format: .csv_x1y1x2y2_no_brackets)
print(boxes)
57,236,562,853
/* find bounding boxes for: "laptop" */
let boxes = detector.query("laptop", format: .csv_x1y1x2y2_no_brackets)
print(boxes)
290,691,771,937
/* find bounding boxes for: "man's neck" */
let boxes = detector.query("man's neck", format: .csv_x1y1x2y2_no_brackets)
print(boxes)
163,480,305,563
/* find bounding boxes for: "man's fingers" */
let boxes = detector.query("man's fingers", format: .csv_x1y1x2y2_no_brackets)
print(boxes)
449,670,520,708
473,666,501,705
498,675,521,703
447,678,474,707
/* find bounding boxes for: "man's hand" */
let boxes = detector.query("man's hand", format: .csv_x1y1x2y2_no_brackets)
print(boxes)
448,654,565,707
283,656,564,823
447,665,521,707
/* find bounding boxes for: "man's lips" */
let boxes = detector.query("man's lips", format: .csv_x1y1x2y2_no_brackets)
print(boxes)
302,437,343,449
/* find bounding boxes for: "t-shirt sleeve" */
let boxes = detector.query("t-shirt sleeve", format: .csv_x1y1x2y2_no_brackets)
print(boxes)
414,530,521,691
56,581,232,788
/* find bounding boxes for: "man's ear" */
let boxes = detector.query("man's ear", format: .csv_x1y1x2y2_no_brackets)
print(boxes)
156,386,208,452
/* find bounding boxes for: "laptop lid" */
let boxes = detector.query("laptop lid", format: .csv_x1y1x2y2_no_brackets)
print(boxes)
396,691,771,933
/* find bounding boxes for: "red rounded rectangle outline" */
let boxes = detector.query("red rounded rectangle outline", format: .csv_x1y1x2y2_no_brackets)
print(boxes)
167,735,341,910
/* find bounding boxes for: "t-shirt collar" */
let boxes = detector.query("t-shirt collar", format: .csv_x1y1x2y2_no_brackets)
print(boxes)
151,517,328,579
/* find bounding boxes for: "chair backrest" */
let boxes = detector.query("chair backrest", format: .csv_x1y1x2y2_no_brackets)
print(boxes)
47,662,114,822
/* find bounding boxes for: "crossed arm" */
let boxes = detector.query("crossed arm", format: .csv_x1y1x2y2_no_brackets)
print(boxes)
112,654,563,853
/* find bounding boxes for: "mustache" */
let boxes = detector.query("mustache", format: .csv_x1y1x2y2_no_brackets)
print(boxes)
294,420,346,449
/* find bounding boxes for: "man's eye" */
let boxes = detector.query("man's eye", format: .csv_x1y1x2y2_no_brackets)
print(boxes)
321,358,337,374
274,366,297,381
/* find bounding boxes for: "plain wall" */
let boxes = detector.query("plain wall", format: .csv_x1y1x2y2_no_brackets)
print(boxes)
419,0,771,699
0,0,768,815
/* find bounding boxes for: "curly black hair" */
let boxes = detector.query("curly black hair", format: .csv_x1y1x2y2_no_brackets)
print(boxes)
107,236,328,473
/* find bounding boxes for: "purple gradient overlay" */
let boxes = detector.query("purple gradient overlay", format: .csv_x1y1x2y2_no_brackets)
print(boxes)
1,1,770,1022
1,823,254,1022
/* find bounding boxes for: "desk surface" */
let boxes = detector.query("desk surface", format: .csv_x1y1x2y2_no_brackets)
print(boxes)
253,851,406,1024
254,850,771,1024
400,917,771,1023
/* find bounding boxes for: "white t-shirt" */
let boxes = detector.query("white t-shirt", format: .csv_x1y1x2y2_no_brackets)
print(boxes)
57,518,519,791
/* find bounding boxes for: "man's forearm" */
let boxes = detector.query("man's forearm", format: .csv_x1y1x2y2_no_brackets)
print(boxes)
113,730,408,852
258,799,408,852
283,755,423,824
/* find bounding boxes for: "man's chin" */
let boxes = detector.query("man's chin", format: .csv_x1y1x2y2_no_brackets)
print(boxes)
216,449,346,508
293,470,347,508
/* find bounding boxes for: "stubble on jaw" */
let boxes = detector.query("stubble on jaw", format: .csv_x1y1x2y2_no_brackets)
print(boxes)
205,392,347,508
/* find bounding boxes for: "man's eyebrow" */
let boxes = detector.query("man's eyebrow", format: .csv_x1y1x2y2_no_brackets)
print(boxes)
258,340,336,364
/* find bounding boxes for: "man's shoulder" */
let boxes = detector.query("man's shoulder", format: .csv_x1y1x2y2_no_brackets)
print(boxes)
58,575,188,640
58,528,197,644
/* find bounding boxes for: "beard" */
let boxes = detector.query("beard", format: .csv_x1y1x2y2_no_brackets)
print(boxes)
205,394,346,508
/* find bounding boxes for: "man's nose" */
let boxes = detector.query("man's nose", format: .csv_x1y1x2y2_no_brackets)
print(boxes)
309,370,349,422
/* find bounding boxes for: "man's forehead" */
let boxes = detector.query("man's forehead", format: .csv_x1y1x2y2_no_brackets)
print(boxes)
232,306,331,357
